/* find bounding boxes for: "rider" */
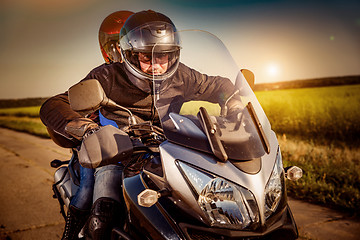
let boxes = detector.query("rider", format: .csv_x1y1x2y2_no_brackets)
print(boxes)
40,10,241,240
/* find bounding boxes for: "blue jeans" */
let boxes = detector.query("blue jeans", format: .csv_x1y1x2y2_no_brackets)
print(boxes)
71,164,123,210
71,112,123,210
70,165,94,210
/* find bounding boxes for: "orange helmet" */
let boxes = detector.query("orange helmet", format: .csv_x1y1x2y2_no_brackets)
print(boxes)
99,10,134,64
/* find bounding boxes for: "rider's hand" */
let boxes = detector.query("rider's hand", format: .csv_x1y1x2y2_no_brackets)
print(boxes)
225,98,244,121
65,118,99,141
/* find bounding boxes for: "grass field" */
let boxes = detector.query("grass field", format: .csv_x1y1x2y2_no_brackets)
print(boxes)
0,116,48,138
0,106,41,118
256,84,360,147
0,84,359,214
0,106,48,138
279,135,360,214
256,84,360,214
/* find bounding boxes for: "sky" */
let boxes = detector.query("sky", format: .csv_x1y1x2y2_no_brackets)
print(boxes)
0,0,359,99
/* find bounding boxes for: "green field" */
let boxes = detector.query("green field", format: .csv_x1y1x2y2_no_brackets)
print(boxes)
0,106,41,117
0,106,48,137
0,84,359,214
0,116,48,137
256,84,360,147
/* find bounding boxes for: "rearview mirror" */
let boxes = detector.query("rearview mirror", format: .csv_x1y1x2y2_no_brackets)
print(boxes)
68,79,122,112
68,79,107,112
68,79,137,124
241,69,255,90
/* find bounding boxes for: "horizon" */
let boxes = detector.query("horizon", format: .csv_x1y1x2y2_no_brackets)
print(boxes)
1,74,359,100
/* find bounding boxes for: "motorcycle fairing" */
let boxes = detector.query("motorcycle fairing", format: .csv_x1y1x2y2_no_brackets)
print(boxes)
122,174,184,240
158,132,280,224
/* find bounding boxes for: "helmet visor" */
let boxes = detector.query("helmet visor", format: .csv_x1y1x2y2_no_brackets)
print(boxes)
102,40,121,63
121,22,181,80
120,21,180,52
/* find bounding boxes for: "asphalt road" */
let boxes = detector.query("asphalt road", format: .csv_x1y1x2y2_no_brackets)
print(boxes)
0,127,359,240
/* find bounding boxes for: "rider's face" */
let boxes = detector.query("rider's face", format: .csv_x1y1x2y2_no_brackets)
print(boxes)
138,52,169,75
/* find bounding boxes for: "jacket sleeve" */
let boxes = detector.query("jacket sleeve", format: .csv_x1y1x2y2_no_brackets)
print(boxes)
39,64,110,147
183,64,237,105
39,92,82,141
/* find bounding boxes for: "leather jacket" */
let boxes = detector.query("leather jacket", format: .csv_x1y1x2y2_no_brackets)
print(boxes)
40,62,236,146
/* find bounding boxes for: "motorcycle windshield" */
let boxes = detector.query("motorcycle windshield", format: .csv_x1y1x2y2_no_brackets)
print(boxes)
152,30,272,160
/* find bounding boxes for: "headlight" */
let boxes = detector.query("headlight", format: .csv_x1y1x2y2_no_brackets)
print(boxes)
177,161,260,230
264,148,284,219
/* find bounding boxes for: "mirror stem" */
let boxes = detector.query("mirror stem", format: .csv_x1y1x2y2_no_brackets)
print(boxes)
106,99,137,125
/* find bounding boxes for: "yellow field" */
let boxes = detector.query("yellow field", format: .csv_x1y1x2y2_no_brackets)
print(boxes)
256,84,360,147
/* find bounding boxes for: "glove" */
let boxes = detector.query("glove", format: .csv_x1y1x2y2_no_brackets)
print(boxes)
225,98,244,121
65,118,99,141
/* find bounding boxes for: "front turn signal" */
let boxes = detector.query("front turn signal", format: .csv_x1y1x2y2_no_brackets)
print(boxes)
285,166,303,181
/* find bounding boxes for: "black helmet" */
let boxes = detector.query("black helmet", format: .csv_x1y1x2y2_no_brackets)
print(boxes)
119,10,181,81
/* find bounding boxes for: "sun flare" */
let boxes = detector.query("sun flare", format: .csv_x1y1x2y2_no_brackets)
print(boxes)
267,63,279,77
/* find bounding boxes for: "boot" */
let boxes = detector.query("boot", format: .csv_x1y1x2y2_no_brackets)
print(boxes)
84,197,121,240
62,205,90,240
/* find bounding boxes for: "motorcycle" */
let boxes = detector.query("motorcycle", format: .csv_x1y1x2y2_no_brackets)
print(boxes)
51,29,303,240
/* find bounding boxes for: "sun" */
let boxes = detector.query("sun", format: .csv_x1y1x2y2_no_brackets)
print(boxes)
266,63,279,77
